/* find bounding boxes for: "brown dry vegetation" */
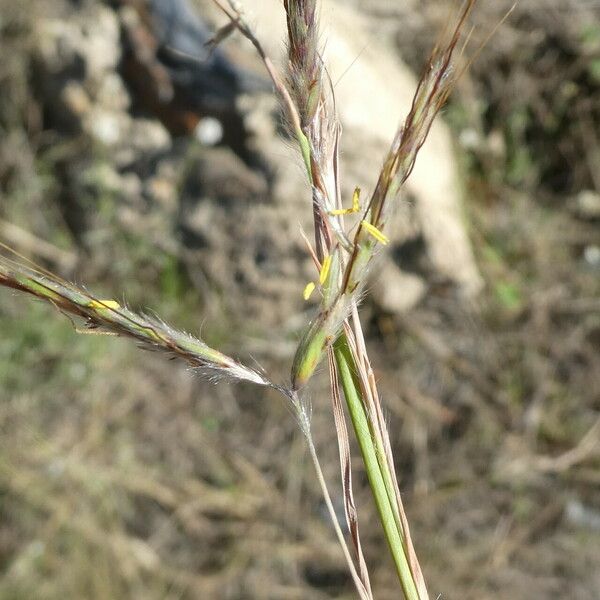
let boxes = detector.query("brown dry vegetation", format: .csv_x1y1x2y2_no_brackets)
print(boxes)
0,1,599,599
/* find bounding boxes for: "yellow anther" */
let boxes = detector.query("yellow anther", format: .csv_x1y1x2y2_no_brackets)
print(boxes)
88,299,121,310
319,255,332,285
303,281,316,301
351,186,361,212
361,220,389,245
329,186,361,216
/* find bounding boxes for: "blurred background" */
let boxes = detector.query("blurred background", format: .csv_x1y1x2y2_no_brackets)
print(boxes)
0,0,599,598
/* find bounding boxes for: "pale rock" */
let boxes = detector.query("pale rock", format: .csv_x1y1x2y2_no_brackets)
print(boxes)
61,81,92,118
78,6,121,79
95,72,131,113
128,119,172,155
33,3,131,142
34,5,121,81
213,0,483,308
194,117,224,146
372,260,427,314
84,108,125,146
574,190,600,220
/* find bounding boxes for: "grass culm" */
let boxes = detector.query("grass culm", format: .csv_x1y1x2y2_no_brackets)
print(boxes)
0,1,485,597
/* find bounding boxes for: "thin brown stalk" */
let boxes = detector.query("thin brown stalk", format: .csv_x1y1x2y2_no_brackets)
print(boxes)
305,431,373,600
210,0,305,147
327,349,373,597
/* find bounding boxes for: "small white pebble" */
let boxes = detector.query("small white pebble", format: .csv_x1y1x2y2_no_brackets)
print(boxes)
87,110,122,146
458,128,480,150
576,190,600,219
565,499,600,531
194,117,224,146
583,245,600,268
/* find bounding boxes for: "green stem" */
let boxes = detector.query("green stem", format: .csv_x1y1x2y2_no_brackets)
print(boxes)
334,336,419,600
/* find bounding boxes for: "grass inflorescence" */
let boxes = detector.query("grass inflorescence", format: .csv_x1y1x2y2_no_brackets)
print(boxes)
0,247,270,388
0,1,484,597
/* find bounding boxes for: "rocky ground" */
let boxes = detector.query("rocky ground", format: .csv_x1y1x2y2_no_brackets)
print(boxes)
0,0,599,598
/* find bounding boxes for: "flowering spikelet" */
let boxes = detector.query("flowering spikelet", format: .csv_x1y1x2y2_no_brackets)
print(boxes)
0,254,269,387
368,2,473,232
283,0,322,128
290,1,475,390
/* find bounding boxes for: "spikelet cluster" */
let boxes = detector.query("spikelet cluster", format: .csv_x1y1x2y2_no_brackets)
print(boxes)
0,255,269,387
290,1,474,389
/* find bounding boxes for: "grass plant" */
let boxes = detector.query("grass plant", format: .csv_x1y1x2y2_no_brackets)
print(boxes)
0,1,482,597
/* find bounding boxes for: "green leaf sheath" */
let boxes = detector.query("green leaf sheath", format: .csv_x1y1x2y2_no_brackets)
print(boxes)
334,336,420,600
